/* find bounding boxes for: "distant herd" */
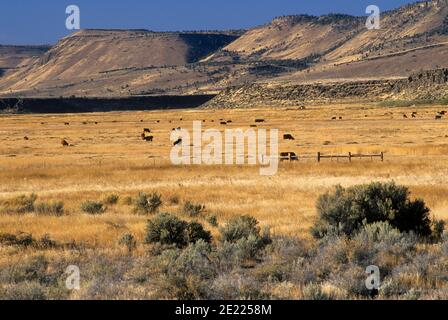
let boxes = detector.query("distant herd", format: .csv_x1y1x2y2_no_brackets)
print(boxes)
20,109,447,147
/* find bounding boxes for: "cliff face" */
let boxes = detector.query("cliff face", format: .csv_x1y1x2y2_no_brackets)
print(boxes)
204,69,448,108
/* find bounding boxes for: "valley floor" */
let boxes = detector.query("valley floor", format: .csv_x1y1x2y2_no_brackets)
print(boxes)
0,103,447,299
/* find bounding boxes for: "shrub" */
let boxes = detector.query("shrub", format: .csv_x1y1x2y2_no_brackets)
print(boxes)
183,201,205,217
119,233,137,252
301,283,334,300
168,195,180,205
0,232,34,247
185,222,212,244
35,201,64,216
103,194,119,205
145,213,212,248
220,215,271,261
312,182,435,239
220,215,261,243
0,232,59,250
81,201,105,215
2,281,47,300
146,213,188,247
134,192,162,214
206,214,218,227
0,194,37,214
431,219,446,242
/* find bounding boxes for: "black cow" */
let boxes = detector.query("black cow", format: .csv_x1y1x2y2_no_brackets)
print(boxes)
173,138,182,146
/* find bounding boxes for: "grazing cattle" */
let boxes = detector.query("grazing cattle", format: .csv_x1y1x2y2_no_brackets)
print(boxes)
64,122,70,126
144,136,154,142
283,134,295,140
24,136,29,141
61,139,69,147
140,120,144,122
280,152,298,162
141,133,146,140
156,120,160,123
143,128,151,133
332,117,337,120
250,125,257,128
220,122,227,125
180,118,183,121
255,119,265,123
227,120,233,123
412,113,417,118
339,117,343,120
94,122,98,125
403,114,408,119
173,138,182,146
435,115,443,120
440,111,446,115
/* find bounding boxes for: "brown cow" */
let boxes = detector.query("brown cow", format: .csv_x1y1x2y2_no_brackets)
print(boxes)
141,133,146,140
255,119,265,123
143,128,151,133
283,134,295,140
24,136,29,141
61,139,69,147
435,115,443,120
144,136,154,142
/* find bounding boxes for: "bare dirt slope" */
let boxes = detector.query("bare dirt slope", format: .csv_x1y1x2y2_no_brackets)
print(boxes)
0,45,49,76
0,30,238,97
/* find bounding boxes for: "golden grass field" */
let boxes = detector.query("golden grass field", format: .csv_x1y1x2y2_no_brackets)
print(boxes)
0,102,448,257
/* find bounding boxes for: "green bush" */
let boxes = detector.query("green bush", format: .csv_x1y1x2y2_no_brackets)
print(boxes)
145,213,212,248
183,201,205,217
134,192,162,214
219,215,271,261
146,213,188,247
185,222,212,244
206,214,218,227
312,182,436,239
220,215,261,242
119,233,137,252
35,201,64,216
81,201,105,215
103,194,119,205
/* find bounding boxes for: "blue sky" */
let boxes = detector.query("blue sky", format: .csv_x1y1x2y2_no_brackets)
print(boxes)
1,0,417,45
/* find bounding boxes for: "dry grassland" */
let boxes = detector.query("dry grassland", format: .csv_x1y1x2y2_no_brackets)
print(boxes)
0,103,447,253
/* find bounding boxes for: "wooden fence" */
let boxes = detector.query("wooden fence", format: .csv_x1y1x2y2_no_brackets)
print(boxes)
317,152,384,163
279,152,384,162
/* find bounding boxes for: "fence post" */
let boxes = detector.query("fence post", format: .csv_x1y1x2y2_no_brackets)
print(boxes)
349,152,352,162
381,152,384,162
317,152,321,163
